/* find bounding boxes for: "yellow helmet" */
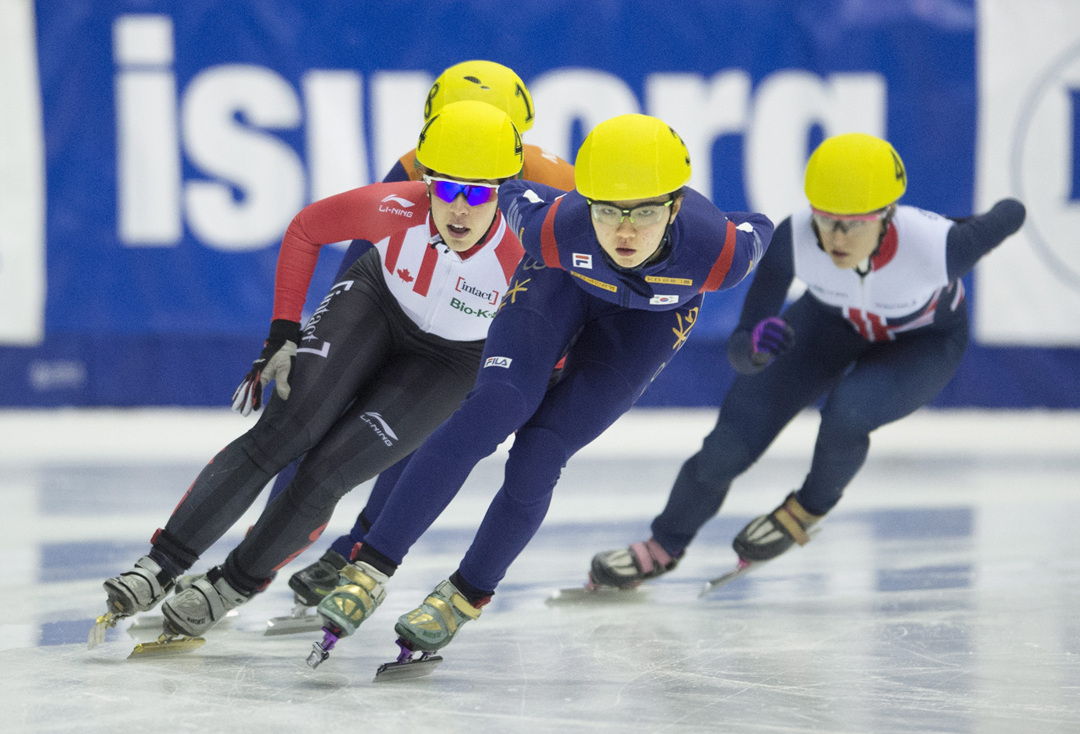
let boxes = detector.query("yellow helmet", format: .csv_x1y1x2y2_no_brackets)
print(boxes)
574,114,692,201
415,100,523,180
424,60,535,133
804,133,907,215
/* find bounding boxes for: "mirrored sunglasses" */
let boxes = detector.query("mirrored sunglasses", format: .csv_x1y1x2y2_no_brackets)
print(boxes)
424,175,499,206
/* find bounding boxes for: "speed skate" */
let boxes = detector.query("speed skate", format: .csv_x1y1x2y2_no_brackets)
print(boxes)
373,639,444,682
265,601,324,636
699,556,764,597
127,632,207,658
545,580,649,605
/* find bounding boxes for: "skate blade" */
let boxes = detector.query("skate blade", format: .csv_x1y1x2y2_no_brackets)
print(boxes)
699,559,759,597
128,634,206,658
87,612,121,650
700,528,823,597
265,614,324,636
128,608,239,632
545,586,648,605
373,655,443,682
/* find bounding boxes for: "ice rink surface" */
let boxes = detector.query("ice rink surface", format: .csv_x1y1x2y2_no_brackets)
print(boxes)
1,407,1078,733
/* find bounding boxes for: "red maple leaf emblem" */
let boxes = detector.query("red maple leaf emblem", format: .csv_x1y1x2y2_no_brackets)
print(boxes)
397,268,414,283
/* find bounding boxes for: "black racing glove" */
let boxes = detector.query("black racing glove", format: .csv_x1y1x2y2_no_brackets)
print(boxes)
231,319,301,416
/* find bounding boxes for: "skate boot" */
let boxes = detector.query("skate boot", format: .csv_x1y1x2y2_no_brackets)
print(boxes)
588,537,680,590
394,579,484,653
288,549,348,607
89,555,175,648
160,566,250,638
733,491,823,562
315,561,388,638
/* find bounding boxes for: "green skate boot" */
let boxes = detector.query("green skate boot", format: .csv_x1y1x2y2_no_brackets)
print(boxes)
315,561,388,637
307,561,388,669
371,580,485,681
394,579,483,652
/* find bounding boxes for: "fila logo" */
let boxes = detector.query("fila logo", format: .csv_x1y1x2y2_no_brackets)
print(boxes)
650,295,679,305
572,253,593,268
484,356,513,369
381,195,414,207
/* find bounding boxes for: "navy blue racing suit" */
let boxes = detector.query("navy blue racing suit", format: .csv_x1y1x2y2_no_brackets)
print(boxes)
353,182,773,594
649,199,1026,556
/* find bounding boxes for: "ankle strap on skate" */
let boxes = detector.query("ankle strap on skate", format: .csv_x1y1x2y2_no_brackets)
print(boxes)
773,494,821,546
630,538,676,574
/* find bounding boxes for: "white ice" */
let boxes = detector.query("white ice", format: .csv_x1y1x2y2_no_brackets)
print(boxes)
1,407,1078,733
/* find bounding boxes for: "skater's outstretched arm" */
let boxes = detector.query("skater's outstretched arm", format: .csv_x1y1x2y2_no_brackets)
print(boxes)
727,217,796,374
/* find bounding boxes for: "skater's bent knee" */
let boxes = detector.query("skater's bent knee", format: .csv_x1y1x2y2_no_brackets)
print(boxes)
502,427,568,505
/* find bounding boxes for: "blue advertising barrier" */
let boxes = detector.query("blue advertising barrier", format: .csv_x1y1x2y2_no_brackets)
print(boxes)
1,0,1077,408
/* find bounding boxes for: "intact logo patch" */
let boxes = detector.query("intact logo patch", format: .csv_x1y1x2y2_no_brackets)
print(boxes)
650,295,679,306
484,356,513,369
572,253,593,268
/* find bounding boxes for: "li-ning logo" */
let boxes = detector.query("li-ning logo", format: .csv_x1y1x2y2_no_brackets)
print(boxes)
360,411,399,447
484,356,512,369
380,195,415,218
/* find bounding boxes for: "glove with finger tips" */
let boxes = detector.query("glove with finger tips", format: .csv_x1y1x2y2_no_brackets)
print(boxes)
231,319,301,416
749,317,795,366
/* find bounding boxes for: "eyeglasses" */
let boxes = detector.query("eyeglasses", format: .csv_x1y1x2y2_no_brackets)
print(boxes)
588,199,674,227
424,175,499,206
811,207,887,234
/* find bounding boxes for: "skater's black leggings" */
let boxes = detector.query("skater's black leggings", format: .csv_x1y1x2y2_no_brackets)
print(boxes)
152,250,484,590
650,294,968,555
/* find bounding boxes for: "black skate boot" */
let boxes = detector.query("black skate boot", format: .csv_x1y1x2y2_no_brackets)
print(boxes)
288,549,348,607
733,492,823,562
89,556,175,648
589,537,680,590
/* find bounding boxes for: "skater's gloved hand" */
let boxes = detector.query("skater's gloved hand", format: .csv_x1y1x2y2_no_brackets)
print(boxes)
231,319,301,416
749,317,794,367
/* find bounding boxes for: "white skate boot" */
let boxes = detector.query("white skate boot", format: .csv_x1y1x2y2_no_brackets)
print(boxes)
161,567,250,637
122,567,250,657
89,556,174,649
